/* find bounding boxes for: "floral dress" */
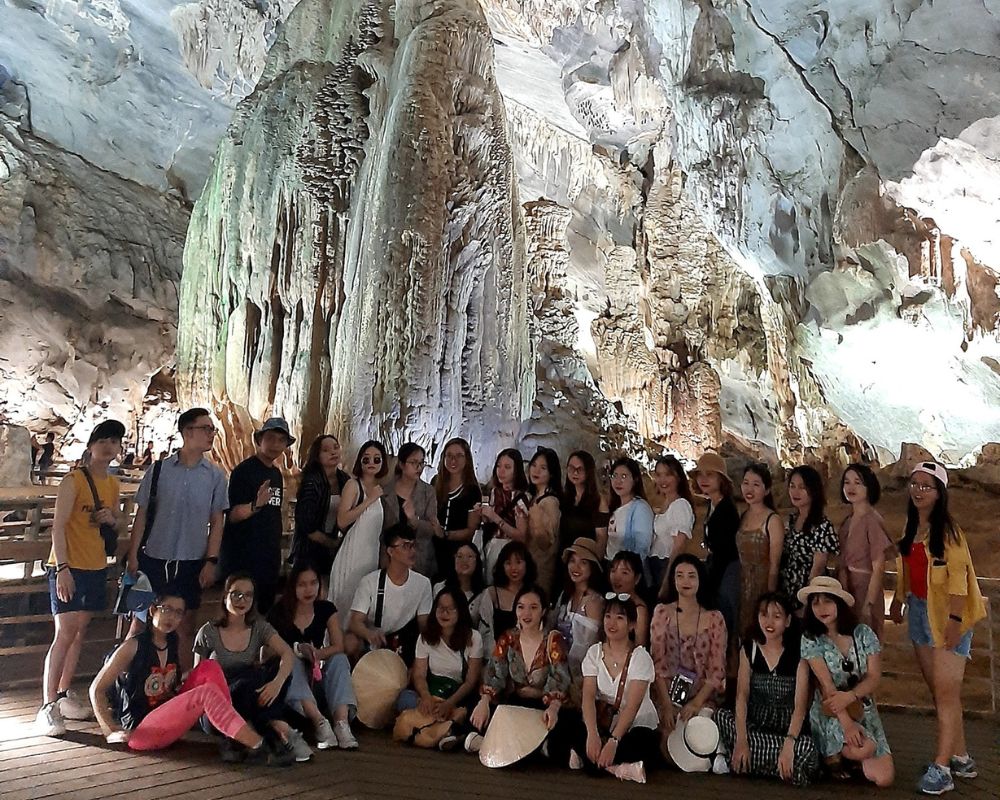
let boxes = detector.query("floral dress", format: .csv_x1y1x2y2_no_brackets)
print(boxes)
800,624,890,758
649,604,727,707
482,628,571,707
779,514,839,609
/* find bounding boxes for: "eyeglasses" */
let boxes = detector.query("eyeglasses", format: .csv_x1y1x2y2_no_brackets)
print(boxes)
154,604,185,618
567,463,585,473
389,540,416,551
406,459,426,468
187,425,217,434
605,592,631,601
362,456,383,465
228,590,254,602
611,472,632,481
909,481,937,493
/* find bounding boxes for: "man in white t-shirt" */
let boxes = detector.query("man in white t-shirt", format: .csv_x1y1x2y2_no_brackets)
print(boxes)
347,524,432,664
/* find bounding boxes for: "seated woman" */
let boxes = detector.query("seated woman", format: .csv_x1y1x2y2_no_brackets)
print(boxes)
650,555,727,745
433,542,486,629
799,576,894,787
716,592,819,786
399,587,484,736
193,573,312,763
608,551,650,647
268,562,359,751
571,595,659,783
467,585,570,752
552,538,605,684
89,593,293,766
479,541,536,652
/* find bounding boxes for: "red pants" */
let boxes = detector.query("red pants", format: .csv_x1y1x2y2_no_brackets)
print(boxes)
128,660,247,751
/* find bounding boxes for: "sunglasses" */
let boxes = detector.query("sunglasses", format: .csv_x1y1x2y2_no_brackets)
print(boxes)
361,456,383,465
228,590,254,603
605,592,631,601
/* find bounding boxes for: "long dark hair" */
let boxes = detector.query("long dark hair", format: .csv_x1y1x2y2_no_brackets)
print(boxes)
662,553,712,608
272,561,320,627
395,442,426,478
608,456,647,512
217,572,257,628
654,455,693,504
302,434,339,477
564,450,602,514
352,440,388,479
444,542,486,597
492,540,537,589
560,551,604,602
802,592,858,639
742,463,776,510
490,448,527,492
900,475,959,559
747,591,798,648
788,465,825,534
528,448,563,502
423,587,474,652
435,437,479,505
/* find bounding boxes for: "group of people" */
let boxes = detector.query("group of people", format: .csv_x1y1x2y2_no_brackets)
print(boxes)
35,410,987,794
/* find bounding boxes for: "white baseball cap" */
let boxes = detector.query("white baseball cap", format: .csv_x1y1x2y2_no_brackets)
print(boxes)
911,461,948,488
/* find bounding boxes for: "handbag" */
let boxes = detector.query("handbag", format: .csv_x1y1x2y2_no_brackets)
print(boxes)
595,646,633,734
80,466,119,557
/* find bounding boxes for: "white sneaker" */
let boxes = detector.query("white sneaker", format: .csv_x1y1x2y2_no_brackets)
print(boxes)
285,729,313,762
334,720,358,750
569,750,584,770
712,753,731,775
57,691,93,720
607,761,646,783
464,732,483,754
36,702,66,737
315,718,338,750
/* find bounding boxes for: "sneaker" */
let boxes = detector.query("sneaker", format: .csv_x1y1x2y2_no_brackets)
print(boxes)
334,720,359,750
712,753,731,775
219,739,247,763
607,761,646,783
569,750,583,770
247,740,296,768
438,734,460,752
57,691,93,721
285,729,313,762
315,718,338,750
949,754,977,779
918,763,955,795
35,702,66,737
464,732,484,754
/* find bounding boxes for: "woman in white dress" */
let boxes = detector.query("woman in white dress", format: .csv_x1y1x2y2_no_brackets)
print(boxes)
329,441,387,625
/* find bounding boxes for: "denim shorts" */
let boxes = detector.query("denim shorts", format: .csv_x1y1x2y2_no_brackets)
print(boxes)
907,593,973,657
48,566,108,614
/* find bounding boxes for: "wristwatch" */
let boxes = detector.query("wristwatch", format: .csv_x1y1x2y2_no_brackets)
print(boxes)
205,556,219,565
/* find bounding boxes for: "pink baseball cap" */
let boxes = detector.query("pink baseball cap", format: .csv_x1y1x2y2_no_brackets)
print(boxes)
911,461,948,488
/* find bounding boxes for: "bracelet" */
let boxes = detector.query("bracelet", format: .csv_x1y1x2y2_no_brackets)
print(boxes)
608,735,620,744
784,733,798,741
56,564,69,573
249,502,257,514
948,613,962,623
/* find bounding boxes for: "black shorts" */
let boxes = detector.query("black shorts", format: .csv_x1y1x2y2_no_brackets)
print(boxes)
138,552,205,610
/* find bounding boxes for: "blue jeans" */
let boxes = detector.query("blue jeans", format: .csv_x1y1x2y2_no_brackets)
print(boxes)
907,594,973,657
286,654,357,718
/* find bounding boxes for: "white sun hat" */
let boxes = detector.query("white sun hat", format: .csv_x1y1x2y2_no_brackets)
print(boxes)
667,715,720,773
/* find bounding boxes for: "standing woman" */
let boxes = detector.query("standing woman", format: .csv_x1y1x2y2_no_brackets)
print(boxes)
291,435,351,596
649,455,695,596
889,463,986,795
479,448,529,580
799,576,893,787
650,556,727,737
838,464,893,637
690,453,741,641
736,464,785,638
519,448,563,595
434,542,487,629
433,437,483,576
383,442,439,579
561,451,610,557
553,538,606,683
479,541,536,653
609,551,650,646
268,562,359,750
194,573,312,762
38,419,126,735
328,441,387,626
779,465,839,612
606,457,655,569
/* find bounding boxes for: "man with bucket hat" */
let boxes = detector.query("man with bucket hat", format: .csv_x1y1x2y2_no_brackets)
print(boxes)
219,417,295,613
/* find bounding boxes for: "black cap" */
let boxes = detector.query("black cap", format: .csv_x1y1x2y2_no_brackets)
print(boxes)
87,420,126,446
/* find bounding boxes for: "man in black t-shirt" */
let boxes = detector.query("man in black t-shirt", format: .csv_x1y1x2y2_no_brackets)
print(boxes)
219,417,295,613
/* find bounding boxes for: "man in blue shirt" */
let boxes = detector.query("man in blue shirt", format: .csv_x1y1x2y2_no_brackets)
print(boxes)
126,407,227,668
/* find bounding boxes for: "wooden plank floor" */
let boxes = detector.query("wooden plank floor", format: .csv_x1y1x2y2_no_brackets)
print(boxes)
0,688,996,800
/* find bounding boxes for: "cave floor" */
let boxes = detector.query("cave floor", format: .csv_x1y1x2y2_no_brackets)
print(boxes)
0,688,997,800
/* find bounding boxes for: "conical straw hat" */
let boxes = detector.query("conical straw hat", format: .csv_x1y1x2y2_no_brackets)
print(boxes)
352,649,408,729
479,705,548,768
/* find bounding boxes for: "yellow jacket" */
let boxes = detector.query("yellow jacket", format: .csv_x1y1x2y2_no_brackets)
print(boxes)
894,531,986,648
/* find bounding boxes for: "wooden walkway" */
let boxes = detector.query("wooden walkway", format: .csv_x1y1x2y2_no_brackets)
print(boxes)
0,689,996,800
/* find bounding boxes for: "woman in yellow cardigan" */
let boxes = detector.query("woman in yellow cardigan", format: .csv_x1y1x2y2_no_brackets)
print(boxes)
889,462,986,796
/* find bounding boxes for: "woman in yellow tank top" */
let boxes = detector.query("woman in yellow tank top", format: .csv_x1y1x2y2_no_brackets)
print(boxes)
36,419,125,737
